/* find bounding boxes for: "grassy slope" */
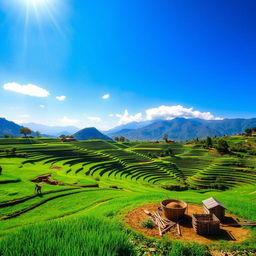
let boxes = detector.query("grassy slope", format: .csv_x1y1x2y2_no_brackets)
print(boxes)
0,137,256,255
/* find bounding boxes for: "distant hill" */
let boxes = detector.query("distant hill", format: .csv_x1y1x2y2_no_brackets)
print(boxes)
22,123,79,137
0,118,23,138
74,127,112,141
108,117,256,141
105,120,153,135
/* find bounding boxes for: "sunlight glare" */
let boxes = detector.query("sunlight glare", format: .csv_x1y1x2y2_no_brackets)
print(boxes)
25,0,50,5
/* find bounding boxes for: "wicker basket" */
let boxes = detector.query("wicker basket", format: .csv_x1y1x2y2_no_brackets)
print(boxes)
192,214,220,235
161,199,187,221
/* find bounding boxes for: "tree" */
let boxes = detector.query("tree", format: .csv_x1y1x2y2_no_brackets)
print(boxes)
19,127,32,137
35,131,41,138
206,137,213,148
3,134,10,138
119,136,125,142
163,133,168,142
245,128,252,136
5,149,10,156
216,139,229,154
11,148,16,156
59,134,66,139
165,147,174,156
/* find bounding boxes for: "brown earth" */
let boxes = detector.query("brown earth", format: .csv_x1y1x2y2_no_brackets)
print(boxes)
31,174,61,185
50,166,62,170
31,174,99,188
166,202,183,208
125,203,251,244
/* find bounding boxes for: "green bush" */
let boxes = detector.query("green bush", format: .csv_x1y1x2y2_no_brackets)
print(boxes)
161,184,188,191
169,242,210,256
140,218,155,229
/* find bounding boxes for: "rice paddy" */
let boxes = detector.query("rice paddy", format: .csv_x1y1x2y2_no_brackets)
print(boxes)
0,137,256,255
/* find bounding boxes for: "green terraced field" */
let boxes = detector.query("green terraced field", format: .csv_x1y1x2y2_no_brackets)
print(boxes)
0,137,256,255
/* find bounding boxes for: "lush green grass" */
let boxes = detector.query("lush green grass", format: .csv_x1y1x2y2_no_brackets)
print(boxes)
0,137,256,255
0,216,134,256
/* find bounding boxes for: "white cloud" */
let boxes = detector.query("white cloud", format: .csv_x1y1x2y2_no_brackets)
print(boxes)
108,114,114,117
102,94,110,99
116,110,143,125
39,105,45,108
3,82,50,97
145,105,222,121
19,114,30,118
56,95,66,101
13,120,23,124
59,116,80,126
87,116,101,122
115,105,223,126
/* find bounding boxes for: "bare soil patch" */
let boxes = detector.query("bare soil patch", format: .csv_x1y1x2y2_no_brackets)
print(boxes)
31,174,62,185
125,203,250,244
31,174,99,188
50,166,62,170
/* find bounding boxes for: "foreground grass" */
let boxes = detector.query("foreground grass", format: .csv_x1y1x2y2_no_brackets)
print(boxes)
0,215,212,256
0,216,135,256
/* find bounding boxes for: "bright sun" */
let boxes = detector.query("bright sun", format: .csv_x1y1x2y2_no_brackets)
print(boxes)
5,0,64,46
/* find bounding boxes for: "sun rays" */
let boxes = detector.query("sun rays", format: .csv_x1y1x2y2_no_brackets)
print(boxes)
4,0,66,49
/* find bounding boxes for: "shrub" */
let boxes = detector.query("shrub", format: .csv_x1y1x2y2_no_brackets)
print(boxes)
168,242,210,256
216,139,229,154
140,218,155,229
161,184,188,191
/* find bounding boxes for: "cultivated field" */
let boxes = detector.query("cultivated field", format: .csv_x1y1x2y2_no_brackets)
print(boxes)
0,137,256,255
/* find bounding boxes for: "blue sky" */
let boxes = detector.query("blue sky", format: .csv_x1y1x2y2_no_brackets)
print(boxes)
0,0,255,130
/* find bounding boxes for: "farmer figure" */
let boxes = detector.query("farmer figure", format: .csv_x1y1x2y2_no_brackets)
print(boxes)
0,166,2,175
35,184,42,195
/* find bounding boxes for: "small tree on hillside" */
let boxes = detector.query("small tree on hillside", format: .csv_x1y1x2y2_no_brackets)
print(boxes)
3,134,10,138
216,139,229,154
206,137,213,148
163,133,168,142
5,149,10,156
19,127,32,137
165,147,174,157
11,148,16,156
119,136,126,142
245,128,252,136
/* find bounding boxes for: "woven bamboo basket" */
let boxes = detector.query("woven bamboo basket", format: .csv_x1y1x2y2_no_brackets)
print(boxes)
192,214,220,235
161,199,187,221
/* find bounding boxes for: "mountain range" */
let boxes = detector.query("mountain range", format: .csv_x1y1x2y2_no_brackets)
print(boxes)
22,123,79,137
0,118,24,137
0,118,111,140
107,118,256,141
1,117,256,141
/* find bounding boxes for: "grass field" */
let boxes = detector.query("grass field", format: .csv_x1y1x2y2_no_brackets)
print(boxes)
0,137,256,255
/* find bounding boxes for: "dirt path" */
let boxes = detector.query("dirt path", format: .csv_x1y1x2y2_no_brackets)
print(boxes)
125,203,251,244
